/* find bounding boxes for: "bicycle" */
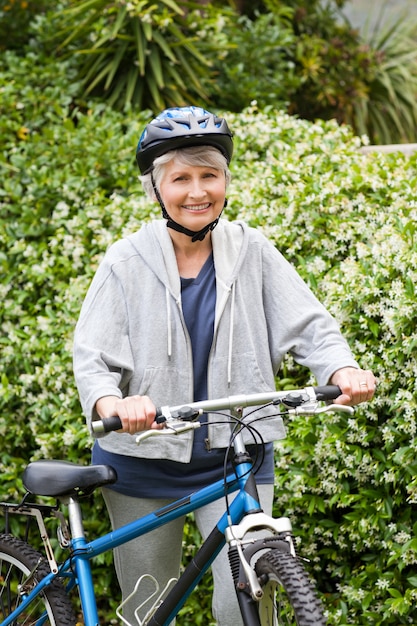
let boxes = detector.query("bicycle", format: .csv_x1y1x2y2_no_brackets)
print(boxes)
0,384,353,626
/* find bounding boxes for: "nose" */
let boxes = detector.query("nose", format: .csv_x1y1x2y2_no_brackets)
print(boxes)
188,177,206,198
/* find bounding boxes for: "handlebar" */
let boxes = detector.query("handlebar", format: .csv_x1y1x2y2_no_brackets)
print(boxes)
91,385,348,436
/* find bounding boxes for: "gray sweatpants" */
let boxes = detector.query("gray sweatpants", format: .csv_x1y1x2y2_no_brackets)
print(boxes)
102,484,274,626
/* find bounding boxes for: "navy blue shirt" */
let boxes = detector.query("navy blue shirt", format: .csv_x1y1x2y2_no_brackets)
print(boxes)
93,252,273,497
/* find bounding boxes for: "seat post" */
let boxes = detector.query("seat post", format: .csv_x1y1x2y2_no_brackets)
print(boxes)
63,495,101,625
62,495,85,540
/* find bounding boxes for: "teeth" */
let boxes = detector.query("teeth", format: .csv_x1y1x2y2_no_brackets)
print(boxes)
183,203,210,211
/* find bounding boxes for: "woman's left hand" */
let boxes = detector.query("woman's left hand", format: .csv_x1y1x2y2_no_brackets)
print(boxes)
329,367,376,406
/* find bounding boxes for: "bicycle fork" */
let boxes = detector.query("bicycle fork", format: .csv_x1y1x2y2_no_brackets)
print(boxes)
226,509,294,626
223,434,294,626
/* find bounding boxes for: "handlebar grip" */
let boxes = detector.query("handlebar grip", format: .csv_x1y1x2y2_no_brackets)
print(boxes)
92,416,122,434
313,385,342,401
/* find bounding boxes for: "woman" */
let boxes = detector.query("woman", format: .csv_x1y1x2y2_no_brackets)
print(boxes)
73,106,376,625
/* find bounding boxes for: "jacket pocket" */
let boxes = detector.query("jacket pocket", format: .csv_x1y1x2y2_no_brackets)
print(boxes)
133,366,192,407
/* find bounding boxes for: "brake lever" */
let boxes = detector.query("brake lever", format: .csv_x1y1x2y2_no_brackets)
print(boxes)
288,403,354,416
135,420,201,444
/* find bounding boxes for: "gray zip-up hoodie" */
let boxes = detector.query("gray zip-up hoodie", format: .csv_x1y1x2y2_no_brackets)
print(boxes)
73,218,358,462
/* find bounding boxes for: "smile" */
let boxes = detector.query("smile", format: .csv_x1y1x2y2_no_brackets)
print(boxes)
182,203,211,211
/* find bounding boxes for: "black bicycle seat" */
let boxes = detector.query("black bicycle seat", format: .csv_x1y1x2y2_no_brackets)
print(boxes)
23,460,117,497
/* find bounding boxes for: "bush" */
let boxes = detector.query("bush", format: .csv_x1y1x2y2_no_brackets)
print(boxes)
0,0,49,51
192,3,299,112
2,49,417,624
39,0,216,112
354,13,417,144
0,48,150,619
229,105,417,623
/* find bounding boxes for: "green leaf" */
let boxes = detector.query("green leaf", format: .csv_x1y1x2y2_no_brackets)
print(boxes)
148,46,164,89
110,5,127,40
104,41,129,91
132,17,146,75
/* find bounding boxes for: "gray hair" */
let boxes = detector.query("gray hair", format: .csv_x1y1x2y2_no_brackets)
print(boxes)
140,146,231,199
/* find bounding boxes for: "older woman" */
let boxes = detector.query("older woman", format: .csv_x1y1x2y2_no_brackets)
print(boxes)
73,106,376,625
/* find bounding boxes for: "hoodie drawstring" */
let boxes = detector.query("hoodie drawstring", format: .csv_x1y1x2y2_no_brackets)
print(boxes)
166,287,172,359
227,282,235,387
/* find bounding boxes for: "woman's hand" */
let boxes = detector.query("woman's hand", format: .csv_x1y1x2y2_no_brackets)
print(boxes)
329,367,376,406
95,395,160,435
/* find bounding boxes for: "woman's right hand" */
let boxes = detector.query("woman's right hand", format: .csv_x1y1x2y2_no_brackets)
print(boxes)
95,395,159,435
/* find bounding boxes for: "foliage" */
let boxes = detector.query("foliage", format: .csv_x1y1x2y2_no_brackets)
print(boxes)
191,2,300,112
2,48,417,624
44,0,219,113
229,105,417,624
3,0,417,143
187,0,417,144
353,13,417,144
0,0,49,51
282,0,417,144
285,1,378,125
0,48,147,619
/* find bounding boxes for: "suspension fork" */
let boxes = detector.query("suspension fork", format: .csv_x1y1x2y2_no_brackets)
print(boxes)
226,412,294,625
226,512,293,626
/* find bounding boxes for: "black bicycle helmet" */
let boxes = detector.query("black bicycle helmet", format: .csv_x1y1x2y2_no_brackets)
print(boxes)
136,106,233,174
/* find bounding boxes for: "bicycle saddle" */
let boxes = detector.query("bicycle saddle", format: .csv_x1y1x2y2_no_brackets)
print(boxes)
23,460,117,497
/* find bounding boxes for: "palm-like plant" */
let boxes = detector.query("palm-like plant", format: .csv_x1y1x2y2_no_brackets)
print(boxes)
53,0,213,112
353,12,417,144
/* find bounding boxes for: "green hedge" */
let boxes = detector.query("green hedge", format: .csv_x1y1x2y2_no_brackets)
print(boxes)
1,49,417,624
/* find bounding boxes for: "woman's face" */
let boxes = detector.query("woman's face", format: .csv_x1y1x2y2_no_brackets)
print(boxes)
159,160,226,233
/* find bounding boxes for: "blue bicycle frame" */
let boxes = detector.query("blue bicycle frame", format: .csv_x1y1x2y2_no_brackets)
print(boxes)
2,386,346,625
2,455,262,626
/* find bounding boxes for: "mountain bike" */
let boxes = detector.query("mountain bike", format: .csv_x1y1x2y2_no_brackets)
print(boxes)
0,385,353,625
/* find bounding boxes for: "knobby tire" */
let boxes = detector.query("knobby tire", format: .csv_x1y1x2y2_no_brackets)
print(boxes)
254,549,327,626
0,532,76,626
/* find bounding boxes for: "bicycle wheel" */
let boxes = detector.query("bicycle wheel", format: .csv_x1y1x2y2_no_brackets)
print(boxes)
0,532,76,625
255,549,326,626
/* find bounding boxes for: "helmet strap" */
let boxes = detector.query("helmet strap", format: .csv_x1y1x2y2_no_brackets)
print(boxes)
151,173,226,242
